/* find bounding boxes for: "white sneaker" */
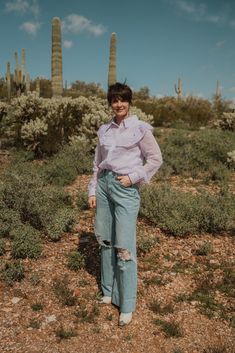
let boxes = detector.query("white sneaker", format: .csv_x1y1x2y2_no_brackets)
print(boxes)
119,312,132,326
99,296,112,304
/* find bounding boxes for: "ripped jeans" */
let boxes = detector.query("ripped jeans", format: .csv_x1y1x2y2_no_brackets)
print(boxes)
95,170,140,313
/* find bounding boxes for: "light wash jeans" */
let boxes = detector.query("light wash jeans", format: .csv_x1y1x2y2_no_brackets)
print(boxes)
95,170,140,313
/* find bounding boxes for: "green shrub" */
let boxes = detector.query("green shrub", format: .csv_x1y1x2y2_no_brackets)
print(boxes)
0,239,6,256
134,96,215,128
55,326,77,339
42,140,92,186
157,128,235,179
1,163,76,242
76,188,89,211
0,207,22,238
11,224,42,259
140,184,235,236
1,260,25,286
67,250,86,271
195,241,213,256
154,318,183,337
52,276,77,306
45,207,76,241
31,302,43,311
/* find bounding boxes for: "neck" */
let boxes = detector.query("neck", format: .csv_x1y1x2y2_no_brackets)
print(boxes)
115,114,129,125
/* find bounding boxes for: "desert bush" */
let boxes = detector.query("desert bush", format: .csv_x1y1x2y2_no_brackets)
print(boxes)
67,250,86,271
212,112,235,131
0,239,6,256
1,260,25,286
134,96,215,127
0,94,154,155
140,184,235,236
11,224,42,259
227,150,235,169
52,275,77,306
1,161,76,241
0,206,22,238
157,128,235,179
42,139,92,186
76,188,89,211
45,207,76,241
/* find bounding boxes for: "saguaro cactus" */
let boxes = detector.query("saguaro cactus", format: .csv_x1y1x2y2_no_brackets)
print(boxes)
21,48,25,83
6,62,11,101
215,80,221,99
51,17,63,97
174,78,182,99
36,77,40,97
26,73,30,94
13,49,26,96
108,32,117,87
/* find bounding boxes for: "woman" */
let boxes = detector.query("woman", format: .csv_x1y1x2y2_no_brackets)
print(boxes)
88,82,162,326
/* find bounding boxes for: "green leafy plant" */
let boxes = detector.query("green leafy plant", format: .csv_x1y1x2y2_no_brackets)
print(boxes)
0,239,6,256
140,184,235,236
31,303,43,311
11,224,42,259
154,318,183,337
52,276,76,306
195,241,213,256
55,326,77,340
67,250,86,271
74,304,100,323
1,260,25,286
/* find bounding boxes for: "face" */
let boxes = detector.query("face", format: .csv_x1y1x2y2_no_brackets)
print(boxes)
111,98,130,121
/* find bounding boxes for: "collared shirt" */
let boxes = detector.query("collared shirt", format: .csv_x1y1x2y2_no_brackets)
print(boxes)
88,115,163,196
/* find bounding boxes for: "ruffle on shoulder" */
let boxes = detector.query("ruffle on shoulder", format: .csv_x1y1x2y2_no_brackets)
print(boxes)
98,120,153,148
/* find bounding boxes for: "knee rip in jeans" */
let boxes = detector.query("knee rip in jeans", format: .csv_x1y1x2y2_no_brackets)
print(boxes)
117,248,131,261
96,235,112,248
117,248,136,271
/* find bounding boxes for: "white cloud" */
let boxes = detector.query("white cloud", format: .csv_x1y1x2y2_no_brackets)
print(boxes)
216,40,226,48
19,21,41,35
166,0,225,25
63,40,73,49
62,14,106,36
5,0,40,17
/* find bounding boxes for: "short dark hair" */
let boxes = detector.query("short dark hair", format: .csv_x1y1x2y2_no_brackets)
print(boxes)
107,82,132,105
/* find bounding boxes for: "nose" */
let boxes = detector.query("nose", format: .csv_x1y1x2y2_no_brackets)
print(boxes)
117,100,122,107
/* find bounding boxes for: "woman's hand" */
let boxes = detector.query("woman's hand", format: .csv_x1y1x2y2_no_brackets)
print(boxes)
116,175,132,187
88,196,96,208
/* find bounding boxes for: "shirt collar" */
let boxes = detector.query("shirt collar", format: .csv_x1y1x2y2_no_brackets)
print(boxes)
105,115,139,131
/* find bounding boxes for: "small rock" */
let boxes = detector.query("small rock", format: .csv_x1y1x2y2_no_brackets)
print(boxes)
11,297,21,304
45,314,57,323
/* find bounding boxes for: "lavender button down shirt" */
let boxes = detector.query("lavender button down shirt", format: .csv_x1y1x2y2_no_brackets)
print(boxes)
88,115,163,197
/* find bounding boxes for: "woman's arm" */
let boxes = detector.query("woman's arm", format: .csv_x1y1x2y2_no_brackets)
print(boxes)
88,141,102,197
128,130,163,184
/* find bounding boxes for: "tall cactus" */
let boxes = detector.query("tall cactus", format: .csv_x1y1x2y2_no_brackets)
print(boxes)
51,17,63,97
14,52,20,86
174,78,182,99
108,32,117,87
36,77,40,97
13,49,26,96
21,48,25,83
26,73,30,94
215,80,221,99
6,62,11,101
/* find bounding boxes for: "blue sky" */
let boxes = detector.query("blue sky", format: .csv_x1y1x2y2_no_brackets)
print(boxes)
1,0,235,101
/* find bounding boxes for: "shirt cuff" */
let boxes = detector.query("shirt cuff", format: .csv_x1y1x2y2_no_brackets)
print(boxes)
88,187,96,197
128,171,145,185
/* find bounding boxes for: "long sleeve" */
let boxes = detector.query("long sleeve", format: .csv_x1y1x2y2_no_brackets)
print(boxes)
88,141,102,197
128,130,163,184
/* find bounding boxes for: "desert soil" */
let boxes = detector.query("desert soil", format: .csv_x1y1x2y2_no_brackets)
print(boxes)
0,175,234,353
